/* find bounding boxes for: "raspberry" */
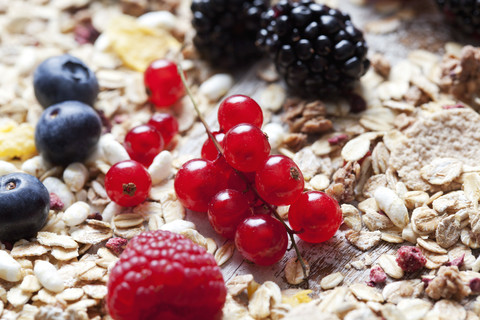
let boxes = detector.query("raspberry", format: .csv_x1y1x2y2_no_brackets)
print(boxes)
368,265,386,286
107,230,226,320
395,246,426,273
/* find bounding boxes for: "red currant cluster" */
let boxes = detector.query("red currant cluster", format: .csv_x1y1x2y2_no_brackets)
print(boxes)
104,59,183,208
174,94,343,266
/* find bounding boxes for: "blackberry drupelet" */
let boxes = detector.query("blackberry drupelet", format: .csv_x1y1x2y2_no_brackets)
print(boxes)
191,0,270,68
257,0,370,97
435,0,480,35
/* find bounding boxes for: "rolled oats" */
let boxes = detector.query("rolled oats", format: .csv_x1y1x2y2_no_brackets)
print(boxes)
436,215,461,249
7,286,31,308
349,283,384,302
411,207,440,236
382,280,423,304
320,272,344,290
345,230,382,251
420,158,463,186
285,257,310,285
214,242,234,267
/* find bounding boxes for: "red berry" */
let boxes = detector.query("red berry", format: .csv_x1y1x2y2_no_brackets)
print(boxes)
255,155,304,206
148,113,179,147
208,189,252,239
174,159,228,212
218,95,263,132
224,124,270,172
288,191,342,243
107,230,226,320
144,59,184,108
396,246,427,272
124,125,164,167
235,215,288,266
201,132,225,161
105,160,152,207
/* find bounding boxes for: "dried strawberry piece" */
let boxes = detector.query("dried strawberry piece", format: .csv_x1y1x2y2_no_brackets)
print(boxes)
396,246,426,272
106,237,128,255
328,134,349,146
446,254,465,268
367,265,386,286
470,278,480,292
443,104,465,109
49,192,64,211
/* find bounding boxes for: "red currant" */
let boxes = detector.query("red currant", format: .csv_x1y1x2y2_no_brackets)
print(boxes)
144,59,184,108
218,95,263,132
174,159,228,213
147,113,179,147
235,215,288,266
105,160,152,207
223,124,270,172
201,132,225,161
208,189,252,239
255,155,304,206
124,124,164,167
288,191,342,243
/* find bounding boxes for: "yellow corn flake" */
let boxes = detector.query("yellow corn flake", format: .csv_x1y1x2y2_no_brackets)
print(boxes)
105,15,181,72
281,290,312,307
0,121,36,160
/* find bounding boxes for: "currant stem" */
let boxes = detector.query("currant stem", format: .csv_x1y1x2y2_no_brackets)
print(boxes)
177,62,309,283
177,63,224,154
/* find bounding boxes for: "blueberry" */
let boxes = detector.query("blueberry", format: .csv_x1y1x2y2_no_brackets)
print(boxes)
33,54,99,108
0,173,49,241
35,100,102,166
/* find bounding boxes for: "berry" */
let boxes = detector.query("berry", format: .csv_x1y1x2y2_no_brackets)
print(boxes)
223,124,271,172
144,59,184,108
288,191,341,243
105,160,152,207
35,101,102,166
191,0,270,68
255,155,304,206
0,173,49,241
218,95,263,132
435,0,480,35
33,54,99,108
174,159,228,212
124,125,164,167
147,113,179,147
257,0,370,97
396,246,427,273
201,132,225,161
107,230,226,320
235,215,288,266
208,189,252,239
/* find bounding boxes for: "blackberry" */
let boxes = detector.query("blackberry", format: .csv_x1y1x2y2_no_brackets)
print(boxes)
435,0,480,35
191,0,270,68
257,0,369,97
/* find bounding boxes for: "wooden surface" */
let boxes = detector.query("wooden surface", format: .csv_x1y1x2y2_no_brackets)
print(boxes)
178,0,480,293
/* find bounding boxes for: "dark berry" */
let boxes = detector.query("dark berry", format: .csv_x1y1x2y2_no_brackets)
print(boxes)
257,0,369,97
192,0,270,68
435,0,480,35
107,230,226,320
33,54,99,108
34,100,102,166
0,173,49,241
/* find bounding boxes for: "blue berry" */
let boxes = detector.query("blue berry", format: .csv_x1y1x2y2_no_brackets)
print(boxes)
0,173,49,241
33,54,99,108
35,100,102,166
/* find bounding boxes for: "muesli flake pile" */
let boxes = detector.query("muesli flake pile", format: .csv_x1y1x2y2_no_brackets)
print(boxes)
1,0,480,319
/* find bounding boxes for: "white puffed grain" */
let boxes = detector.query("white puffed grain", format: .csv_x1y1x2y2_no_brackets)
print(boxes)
102,201,124,223
148,151,172,185
198,74,234,101
100,133,130,165
160,220,196,234
62,201,91,227
34,260,64,293
263,123,285,150
0,161,18,176
63,163,88,192
0,250,22,282
374,187,409,228
43,177,75,208
21,155,50,178
137,11,177,31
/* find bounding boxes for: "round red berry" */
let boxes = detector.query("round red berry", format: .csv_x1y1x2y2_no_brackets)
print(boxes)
288,191,342,243
144,59,184,108
174,159,228,213
124,124,164,167
201,131,225,161
105,160,152,207
255,155,304,206
218,95,263,132
107,230,226,320
147,113,179,147
223,124,270,172
235,215,288,266
208,189,252,239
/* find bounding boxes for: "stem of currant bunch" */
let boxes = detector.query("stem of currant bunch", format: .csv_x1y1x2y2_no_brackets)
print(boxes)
177,63,309,284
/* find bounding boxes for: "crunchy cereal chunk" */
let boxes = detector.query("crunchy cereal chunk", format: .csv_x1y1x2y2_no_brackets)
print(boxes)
426,266,471,301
